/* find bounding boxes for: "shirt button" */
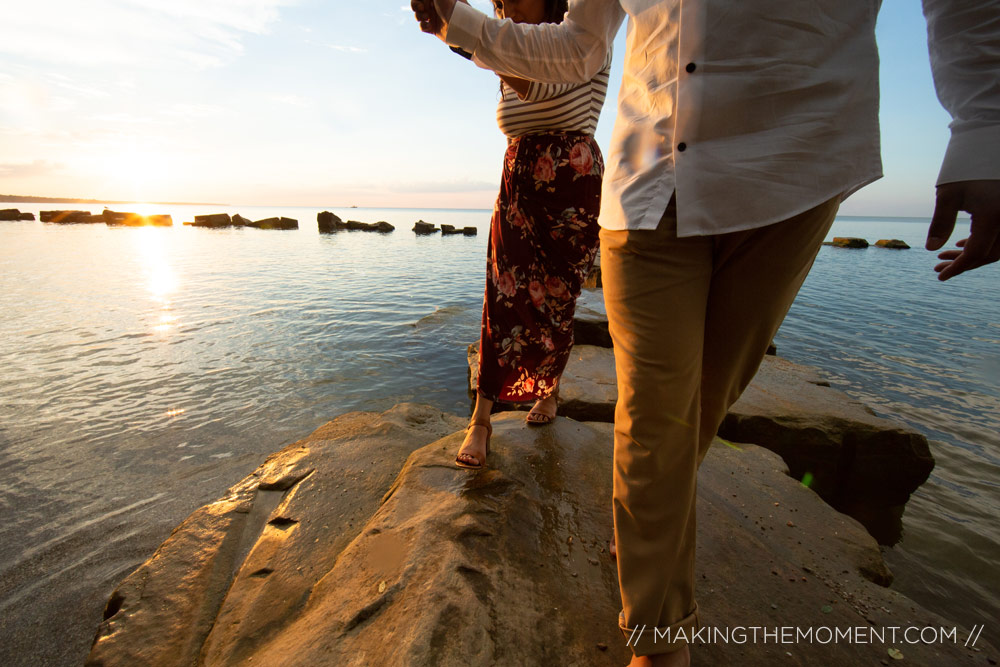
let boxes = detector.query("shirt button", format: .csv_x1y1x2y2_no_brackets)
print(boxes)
677,142,687,152
685,62,696,73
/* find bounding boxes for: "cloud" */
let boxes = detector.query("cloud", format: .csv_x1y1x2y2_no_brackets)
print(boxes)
0,160,63,179
0,0,296,69
327,44,368,54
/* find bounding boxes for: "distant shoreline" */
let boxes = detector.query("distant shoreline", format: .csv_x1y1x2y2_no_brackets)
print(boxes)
0,194,227,206
1,195,969,220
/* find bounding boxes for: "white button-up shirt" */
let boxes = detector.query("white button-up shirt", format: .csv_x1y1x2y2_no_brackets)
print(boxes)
445,0,1000,236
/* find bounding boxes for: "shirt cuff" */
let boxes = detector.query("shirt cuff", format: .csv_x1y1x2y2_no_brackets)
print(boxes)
937,124,1000,185
445,1,487,54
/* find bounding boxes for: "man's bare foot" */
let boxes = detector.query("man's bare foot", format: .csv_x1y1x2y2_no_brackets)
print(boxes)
526,393,557,425
455,422,490,468
626,644,690,667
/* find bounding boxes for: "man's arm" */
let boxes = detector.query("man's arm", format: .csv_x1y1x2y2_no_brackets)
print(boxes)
921,0,1000,280
413,0,624,85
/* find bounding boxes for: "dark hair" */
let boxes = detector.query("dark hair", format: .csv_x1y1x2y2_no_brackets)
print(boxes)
493,0,569,24
545,0,569,23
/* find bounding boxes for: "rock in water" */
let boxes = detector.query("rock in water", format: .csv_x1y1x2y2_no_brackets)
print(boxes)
192,213,232,228
146,215,173,227
317,210,344,233
40,210,91,224
828,237,869,249
232,214,252,227
0,208,22,220
875,239,910,249
102,210,140,226
412,220,437,235
373,221,394,233
249,217,298,230
462,226,477,236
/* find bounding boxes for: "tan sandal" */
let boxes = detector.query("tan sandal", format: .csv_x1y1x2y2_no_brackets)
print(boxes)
455,419,492,469
526,388,558,426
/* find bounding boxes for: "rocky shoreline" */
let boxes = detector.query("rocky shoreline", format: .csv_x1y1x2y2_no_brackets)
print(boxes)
3,207,479,236
84,288,994,666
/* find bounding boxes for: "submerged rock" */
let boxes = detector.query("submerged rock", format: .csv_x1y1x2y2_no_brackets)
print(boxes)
87,406,985,666
462,226,477,236
413,220,437,235
232,214,252,227
875,239,910,249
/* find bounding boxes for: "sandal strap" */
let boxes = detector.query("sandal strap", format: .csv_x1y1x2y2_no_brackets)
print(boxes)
468,419,492,436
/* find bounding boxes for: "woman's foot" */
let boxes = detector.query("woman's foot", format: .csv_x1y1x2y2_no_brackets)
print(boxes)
455,420,491,469
525,392,558,425
609,535,616,559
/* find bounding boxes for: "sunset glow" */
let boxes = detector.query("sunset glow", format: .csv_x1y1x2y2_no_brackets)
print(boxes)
0,2,955,214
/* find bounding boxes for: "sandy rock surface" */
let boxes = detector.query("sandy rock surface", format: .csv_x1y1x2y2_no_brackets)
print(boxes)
88,407,991,666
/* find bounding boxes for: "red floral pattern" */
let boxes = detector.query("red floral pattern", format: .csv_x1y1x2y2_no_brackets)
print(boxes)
477,132,604,403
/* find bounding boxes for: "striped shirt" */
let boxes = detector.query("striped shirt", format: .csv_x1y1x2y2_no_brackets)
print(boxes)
496,49,611,139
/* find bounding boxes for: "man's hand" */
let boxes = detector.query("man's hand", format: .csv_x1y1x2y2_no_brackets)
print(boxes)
411,0,459,39
926,179,1000,281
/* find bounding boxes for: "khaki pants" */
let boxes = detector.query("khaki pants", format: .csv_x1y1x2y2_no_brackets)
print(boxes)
600,194,840,656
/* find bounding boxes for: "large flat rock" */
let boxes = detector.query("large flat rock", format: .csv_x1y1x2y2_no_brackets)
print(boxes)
88,408,990,666
468,345,933,512
86,404,465,667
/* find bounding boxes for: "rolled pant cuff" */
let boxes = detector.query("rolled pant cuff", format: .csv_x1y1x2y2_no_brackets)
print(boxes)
619,605,700,656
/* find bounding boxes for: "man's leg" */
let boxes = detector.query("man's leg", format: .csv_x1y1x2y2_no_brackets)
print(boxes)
600,197,712,657
602,194,840,659
696,196,841,460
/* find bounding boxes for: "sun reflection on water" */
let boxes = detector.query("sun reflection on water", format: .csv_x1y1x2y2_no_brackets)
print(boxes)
131,226,179,332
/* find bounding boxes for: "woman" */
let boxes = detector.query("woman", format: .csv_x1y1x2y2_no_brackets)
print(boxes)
455,0,611,469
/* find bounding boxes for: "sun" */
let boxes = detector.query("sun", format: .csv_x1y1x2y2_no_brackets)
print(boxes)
95,146,173,202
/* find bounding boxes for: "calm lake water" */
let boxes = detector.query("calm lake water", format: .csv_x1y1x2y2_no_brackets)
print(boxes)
0,203,997,664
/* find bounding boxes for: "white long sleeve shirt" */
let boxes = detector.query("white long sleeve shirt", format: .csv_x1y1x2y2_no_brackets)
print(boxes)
445,0,1000,236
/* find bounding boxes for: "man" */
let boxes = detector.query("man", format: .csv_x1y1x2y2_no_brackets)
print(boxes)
412,1,1000,665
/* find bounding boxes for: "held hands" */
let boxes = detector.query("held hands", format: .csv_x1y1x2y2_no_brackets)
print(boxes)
411,0,462,39
926,179,1000,280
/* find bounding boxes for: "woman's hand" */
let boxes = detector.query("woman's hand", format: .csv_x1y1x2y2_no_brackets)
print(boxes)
411,0,461,39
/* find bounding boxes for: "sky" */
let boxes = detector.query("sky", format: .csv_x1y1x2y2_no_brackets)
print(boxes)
0,1,954,215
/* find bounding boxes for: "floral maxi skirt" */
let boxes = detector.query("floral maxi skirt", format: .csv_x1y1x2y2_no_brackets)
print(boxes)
477,131,604,403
